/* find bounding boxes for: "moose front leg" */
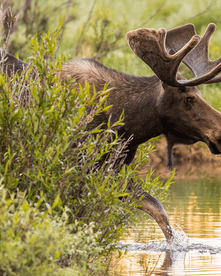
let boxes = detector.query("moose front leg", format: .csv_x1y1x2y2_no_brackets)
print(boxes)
124,145,138,165
138,191,174,242
165,134,175,171
165,132,197,170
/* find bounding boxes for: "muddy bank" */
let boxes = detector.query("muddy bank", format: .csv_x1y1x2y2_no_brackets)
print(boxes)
141,136,221,179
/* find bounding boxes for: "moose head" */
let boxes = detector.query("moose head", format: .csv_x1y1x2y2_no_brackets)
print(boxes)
125,23,221,169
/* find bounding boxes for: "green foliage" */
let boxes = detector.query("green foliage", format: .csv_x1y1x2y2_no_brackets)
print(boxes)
1,0,78,59
200,83,221,112
0,24,173,274
0,186,103,276
73,3,128,59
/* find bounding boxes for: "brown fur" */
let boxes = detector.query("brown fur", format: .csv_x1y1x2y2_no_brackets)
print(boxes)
59,58,221,169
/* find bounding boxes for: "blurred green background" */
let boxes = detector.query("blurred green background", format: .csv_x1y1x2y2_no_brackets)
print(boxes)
2,0,221,109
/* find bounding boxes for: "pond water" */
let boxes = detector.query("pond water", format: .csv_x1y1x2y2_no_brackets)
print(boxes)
110,176,221,275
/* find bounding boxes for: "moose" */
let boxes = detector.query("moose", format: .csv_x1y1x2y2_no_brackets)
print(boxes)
1,23,221,242
59,23,221,170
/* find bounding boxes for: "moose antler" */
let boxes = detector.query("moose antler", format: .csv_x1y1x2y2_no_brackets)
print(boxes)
166,23,221,84
126,23,221,87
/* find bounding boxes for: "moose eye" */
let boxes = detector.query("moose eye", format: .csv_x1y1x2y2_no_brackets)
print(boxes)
184,97,193,105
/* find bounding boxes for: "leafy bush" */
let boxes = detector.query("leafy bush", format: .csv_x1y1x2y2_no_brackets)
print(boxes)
0,0,78,59
0,186,104,276
0,20,173,274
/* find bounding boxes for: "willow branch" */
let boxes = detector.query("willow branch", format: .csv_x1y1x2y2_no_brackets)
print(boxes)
137,0,167,29
72,0,97,56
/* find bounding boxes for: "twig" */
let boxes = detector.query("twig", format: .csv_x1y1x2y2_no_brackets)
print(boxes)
93,0,167,59
94,44,127,60
172,2,214,28
0,7,15,76
147,248,168,276
55,0,76,56
137,0,167,29
72,0,97,56
4,8,16,51
12,0,30,33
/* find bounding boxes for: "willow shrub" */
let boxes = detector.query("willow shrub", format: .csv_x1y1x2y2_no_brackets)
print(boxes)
0,22,173,275
0,187,103,276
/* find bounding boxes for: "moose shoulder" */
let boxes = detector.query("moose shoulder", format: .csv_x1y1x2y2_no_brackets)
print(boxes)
58,23,221,169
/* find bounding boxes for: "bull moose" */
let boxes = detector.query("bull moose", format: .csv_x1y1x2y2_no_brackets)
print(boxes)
1,23,221,242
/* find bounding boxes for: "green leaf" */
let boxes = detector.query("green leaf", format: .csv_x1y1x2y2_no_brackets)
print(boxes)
114,192,129,197
52,194,61,209
54,251,61,260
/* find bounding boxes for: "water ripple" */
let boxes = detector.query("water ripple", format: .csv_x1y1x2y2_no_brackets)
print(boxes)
116,230,221,254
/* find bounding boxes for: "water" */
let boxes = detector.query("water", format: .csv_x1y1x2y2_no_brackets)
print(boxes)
110,177,221,275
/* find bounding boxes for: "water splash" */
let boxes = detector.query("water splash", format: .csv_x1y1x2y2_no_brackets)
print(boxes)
116,227,221,254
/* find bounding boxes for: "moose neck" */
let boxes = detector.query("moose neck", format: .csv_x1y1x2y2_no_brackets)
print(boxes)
107,73,165,147
61,58,165,148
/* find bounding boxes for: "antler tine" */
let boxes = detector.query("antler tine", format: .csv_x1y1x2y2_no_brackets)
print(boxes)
126,27,200,87
166,23,221,86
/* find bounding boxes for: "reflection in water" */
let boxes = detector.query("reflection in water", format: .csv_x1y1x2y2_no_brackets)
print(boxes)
110,177,221,275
